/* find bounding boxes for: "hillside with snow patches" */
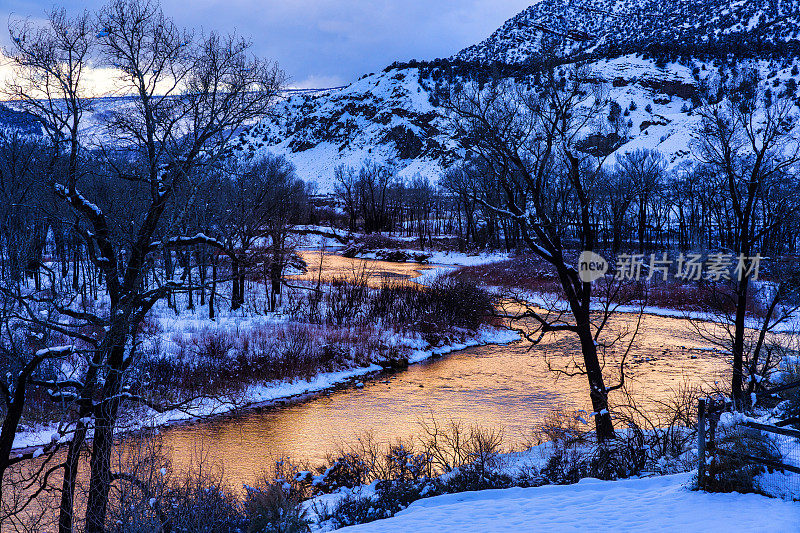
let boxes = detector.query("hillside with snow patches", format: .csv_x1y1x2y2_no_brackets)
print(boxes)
235,56,800,193
231,68,459,192
4,0,800,193
228,0,800,193
457,0,800,64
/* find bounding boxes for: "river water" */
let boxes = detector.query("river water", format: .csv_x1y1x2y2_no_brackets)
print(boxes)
3,253,730,531
158,253,728,489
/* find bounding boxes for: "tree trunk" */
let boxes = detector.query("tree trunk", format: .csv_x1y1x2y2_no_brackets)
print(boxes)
84,340,126,533
731,276,748,408
231,256,241,311
581,332,615,441
210,257,217,320
58,422,88,533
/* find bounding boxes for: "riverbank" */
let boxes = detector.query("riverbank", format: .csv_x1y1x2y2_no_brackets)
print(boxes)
10,310,520,452
8,246,517,452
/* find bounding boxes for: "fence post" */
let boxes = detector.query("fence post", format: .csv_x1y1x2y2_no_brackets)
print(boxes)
697,398,707,489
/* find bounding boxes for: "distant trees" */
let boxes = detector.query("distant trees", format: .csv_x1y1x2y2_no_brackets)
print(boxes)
614,149,666,254
208,155,308,312
334,162,444,241
600,167,636,255
334,162,392,234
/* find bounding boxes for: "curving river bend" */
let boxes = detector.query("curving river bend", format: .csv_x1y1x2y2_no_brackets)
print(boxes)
158,252,728,489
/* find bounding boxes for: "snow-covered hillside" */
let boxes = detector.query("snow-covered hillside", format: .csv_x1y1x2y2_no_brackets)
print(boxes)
457,0,800,64
226,0,800,193
5,0,800,193
232,68,460,192
232,53,800,193
0,103,44,136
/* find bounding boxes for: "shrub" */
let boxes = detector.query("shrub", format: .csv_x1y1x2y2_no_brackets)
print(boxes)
441,464,515,492
327,493,386,529
385,444,429,482
163,476,246,533
540,444,591,484
428,277,494,331
244,483,309,533
371,479,435,517
448,255,562,295
704,424,783,495
307,453,372,494
325,277,369,326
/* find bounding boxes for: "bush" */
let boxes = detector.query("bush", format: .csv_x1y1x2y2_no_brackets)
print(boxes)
704,424,783,495
385,444,429,482
163,477,246,533
326,493,386,529
775,364,800,428
371,479,435,517
304,453,372,494
441,464,515,492
540,444,592,484
366,278,494,340
244,483,309,533
428,277,494,331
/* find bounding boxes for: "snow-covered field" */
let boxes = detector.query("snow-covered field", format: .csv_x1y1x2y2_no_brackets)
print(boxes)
512,289,800,333
334,473,800,532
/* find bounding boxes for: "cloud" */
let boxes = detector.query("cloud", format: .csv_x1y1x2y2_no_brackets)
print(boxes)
290,75,346,90
1,1,535,89
0,50,173,99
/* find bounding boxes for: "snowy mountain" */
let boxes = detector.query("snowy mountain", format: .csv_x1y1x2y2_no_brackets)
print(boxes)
458,0,800,64
0,104,44,137
231,69,461,192
229,0,800,193
5,0,800,192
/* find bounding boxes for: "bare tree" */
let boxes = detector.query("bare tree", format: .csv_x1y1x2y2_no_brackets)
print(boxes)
3,1,285,530
334,165,359,232
600,167,636,255
615,149,666,254
211,154,307,311
694,67,800,408
446,66,630,441
3,10,98,531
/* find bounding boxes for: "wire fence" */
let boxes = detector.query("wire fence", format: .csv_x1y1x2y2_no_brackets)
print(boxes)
697,381,800,501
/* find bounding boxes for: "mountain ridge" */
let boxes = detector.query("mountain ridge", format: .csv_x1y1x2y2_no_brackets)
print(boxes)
4,0,800,193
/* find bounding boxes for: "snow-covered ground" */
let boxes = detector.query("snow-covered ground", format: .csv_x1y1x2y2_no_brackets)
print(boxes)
364,249,511,268
334,473,800,532
509,289,800,333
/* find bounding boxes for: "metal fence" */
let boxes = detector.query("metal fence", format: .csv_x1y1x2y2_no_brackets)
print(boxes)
697,381,800,500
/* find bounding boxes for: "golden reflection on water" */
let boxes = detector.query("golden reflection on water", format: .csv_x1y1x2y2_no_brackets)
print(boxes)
289,250,435,287
160,252,728,490
4,252,731,524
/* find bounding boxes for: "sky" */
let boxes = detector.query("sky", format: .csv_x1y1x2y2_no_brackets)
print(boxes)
0,1,533,89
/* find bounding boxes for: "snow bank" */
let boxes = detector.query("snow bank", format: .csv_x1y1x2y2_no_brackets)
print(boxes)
336,472,800,532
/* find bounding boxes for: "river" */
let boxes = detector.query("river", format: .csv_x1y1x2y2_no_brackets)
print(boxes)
158,252,727,489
